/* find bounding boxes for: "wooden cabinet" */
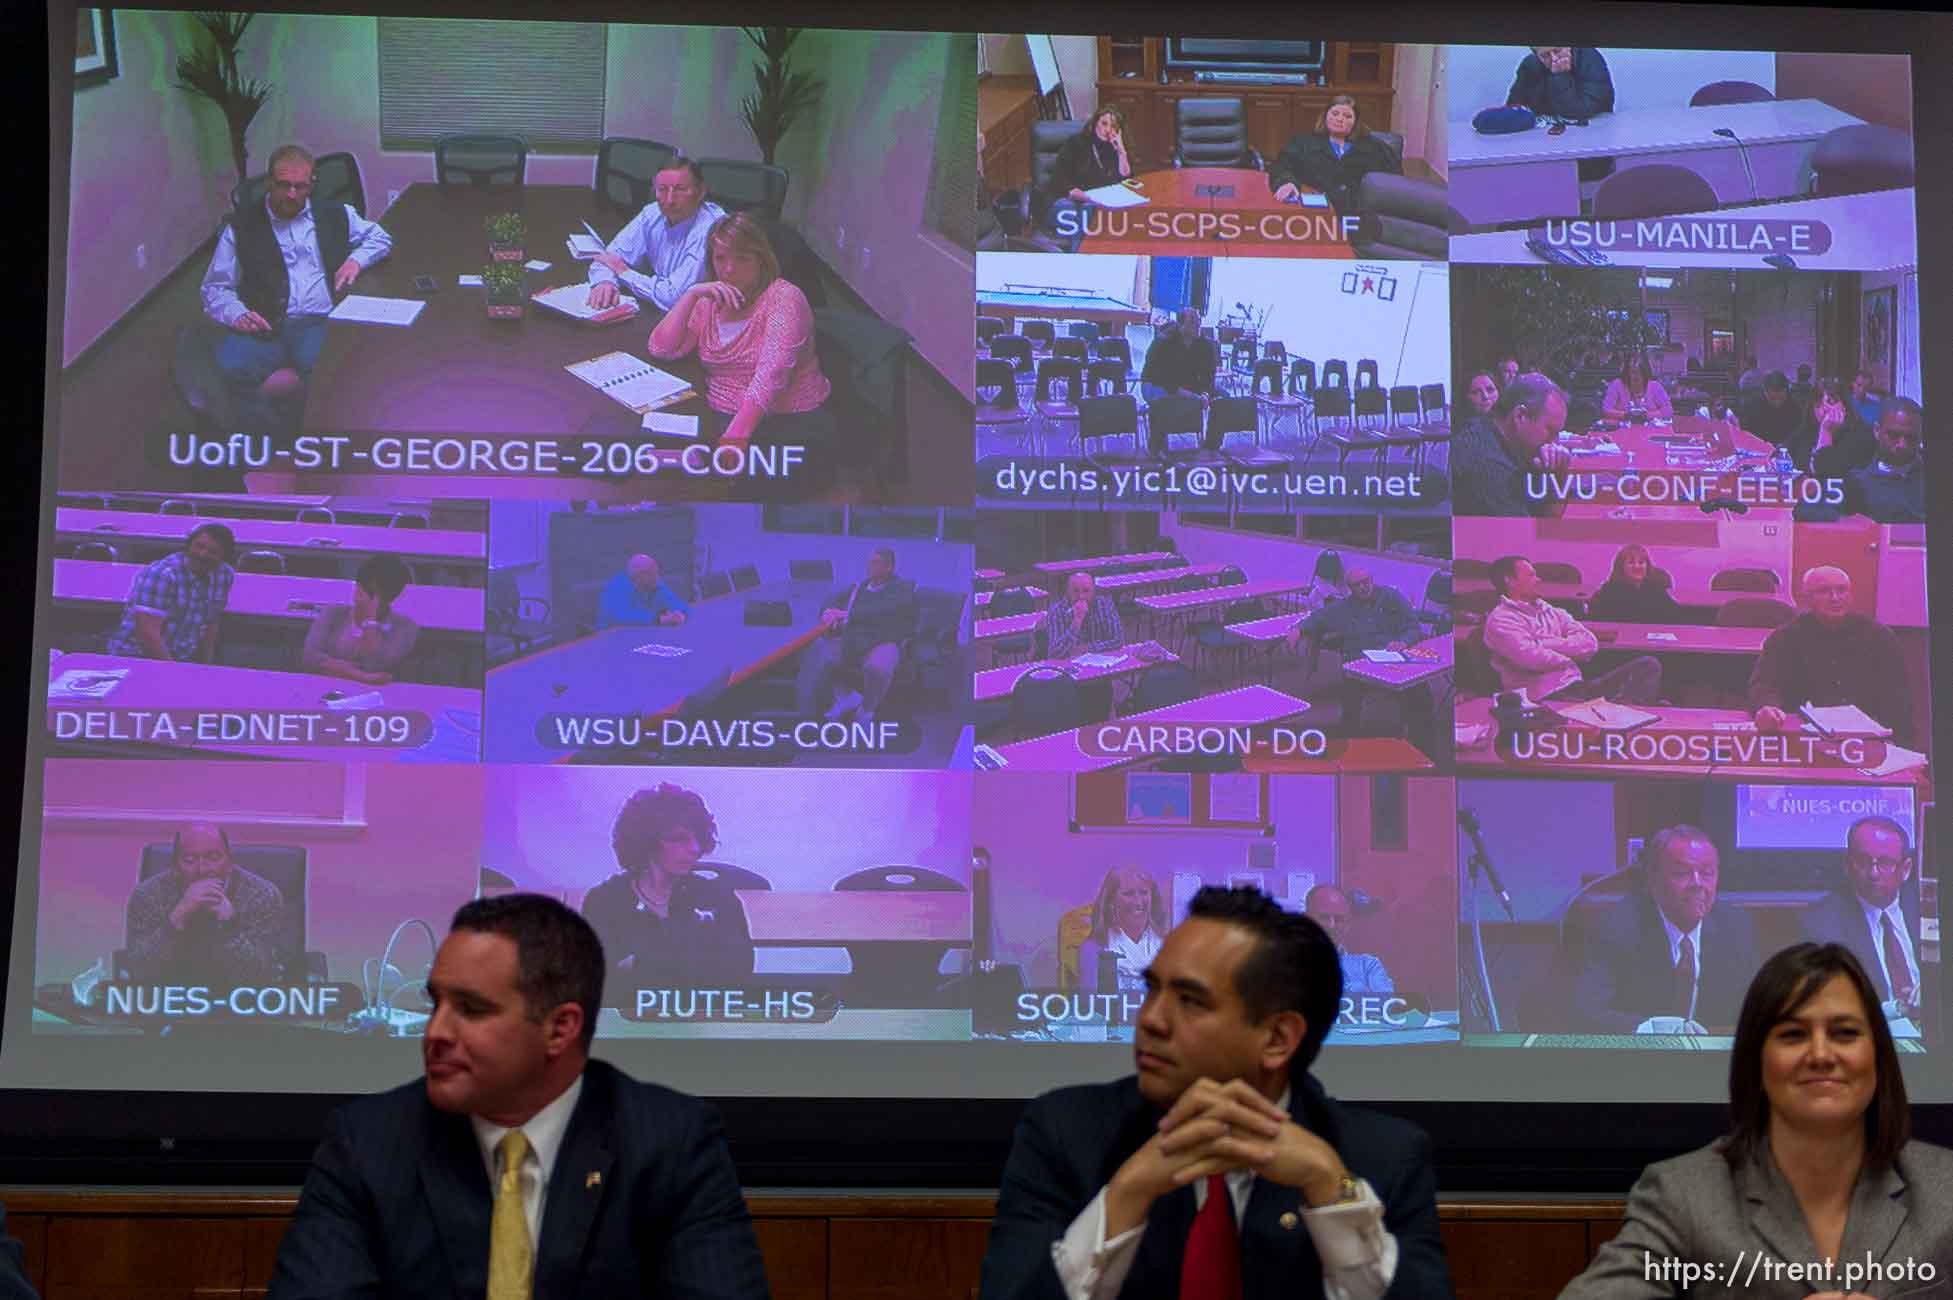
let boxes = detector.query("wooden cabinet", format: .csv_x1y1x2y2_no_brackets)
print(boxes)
1091,38,1401,170
978,75,1039,195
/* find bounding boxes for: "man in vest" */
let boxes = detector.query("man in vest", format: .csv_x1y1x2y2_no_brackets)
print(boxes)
200,143,393,430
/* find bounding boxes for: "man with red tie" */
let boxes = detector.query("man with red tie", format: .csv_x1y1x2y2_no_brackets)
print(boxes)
1801,815,1926,1025
978,886,1451,1299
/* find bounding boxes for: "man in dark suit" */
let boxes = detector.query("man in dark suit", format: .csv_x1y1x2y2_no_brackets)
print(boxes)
796,546,919,724
979,886,1451,1300
268,895,768,1299
1566,825,1761,1035
1802,814,1924,1024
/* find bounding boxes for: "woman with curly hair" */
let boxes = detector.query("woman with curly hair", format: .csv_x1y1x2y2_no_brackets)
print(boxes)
580,783,750,987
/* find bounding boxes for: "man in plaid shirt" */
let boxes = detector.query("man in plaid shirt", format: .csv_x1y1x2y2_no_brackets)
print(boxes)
106,523,238,661
1042,571,1123,658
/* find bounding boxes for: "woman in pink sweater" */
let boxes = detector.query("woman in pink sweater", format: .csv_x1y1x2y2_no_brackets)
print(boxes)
646,212,833,449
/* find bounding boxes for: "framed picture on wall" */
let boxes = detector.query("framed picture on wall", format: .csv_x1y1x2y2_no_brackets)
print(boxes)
76,9,119,87
1861,286,1896,393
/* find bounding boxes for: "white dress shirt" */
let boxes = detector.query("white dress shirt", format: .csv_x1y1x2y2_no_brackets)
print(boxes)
1859,895,1921,1005
1103,926,1163,994
200,197,393,327
1050,1087,1398,1300
469,1073,585,1255
1658,912,1704,1023
588,199,727,311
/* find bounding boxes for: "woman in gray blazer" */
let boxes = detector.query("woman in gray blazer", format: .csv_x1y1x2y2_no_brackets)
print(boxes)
1562,942,1952,1298
301,554,419,685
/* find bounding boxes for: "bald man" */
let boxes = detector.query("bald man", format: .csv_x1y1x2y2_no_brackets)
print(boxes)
1750,566,1915,748
597,554,690,629
122,822,287,986
1305,885,1393,995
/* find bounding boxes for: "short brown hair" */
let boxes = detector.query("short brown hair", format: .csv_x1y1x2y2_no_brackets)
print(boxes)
1312,94,1368,137
706,212,780,296
267,144,316,174
1723,943,1909,1174
450,894,605,1050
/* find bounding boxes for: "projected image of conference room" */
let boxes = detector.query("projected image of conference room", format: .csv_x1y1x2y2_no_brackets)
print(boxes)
56,13,973,503
975,252,1453,508
45,493,485,763
1451,263,1921,520
1447,46,1915,233
480,767,971,1037
1450,514,1931,787
978,36,1447,259
31,760,480,1039
1455,776,1932,1048
482,504,971,768
970,771,1457,1044
971,510,1451,773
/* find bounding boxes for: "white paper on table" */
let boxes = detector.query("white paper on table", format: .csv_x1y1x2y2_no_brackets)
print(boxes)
632,643,692,658
1071,652,1125,669
1860,744,1927,778
1296,192,1331,208
533,283,641,322
324,690,386,710
49,668,128,700
1361,649,1406,663
328,295,425,326
642,411,701,437
457,274,483,286
1801,703,1892,736
1645,632,1678,641
1082,182,1150,209
524,259,553,271
567,232,605,258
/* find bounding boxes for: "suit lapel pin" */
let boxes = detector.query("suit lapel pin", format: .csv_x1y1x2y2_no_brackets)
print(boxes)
585,1171,602,1190
1279,1211,1300,1230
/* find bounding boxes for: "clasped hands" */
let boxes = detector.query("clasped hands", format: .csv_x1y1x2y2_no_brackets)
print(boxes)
1110,1079,1348,1224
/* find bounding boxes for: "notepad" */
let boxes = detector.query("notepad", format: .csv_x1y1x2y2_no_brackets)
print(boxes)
49,668,127,700
1295,192,1330,208
524,259,553,272
1859,743,1927,778
972,743,1009,771
631,643,692,658
1555,699,1659,731
566,233,605,259
642,411,700,437
532,283,641,325
457,274,483,287
1644,631,1678,641
1072,652,1125,669
324,690,385,711
329,295,425,326
1800,703,1892,737
1083,182,1150,209
1361,649,1406,664
566,351,694,414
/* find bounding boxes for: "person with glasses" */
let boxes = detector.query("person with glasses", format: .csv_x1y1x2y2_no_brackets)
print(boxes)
121,822,287,985
578,784,755,995
1750,566,1916,749
200,143,394,431
1561,825,1760,1035
1802,817,1925,1025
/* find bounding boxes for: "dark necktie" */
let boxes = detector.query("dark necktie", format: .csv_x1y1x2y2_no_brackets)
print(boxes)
1882,911,1916,1005
1674,936,1696,1019
1180,1173,1242,1300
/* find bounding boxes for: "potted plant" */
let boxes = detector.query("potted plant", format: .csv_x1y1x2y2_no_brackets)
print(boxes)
175,11,272,189
485,212,526,263
482,263,525,319
739,27,825,165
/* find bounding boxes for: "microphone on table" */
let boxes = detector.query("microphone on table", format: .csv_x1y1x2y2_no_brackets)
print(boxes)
1711,128,1759,204
1456,807,1517,921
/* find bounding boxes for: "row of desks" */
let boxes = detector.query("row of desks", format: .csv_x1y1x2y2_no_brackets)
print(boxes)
56,508,486,562
53,559,484,634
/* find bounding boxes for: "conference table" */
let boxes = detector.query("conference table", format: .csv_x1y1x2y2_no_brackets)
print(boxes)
1453,696,1930,787
1448,98,1865,226
1097,563,1228,593
974,585,1046,608
1586,622,1770,656
977,289,1148,328
1073,168,1359,259
1136,577,1312,639
972,640,1177,703
1342,633,1454,691
990,684,1313,772
1033,551,1179,577
240,183,728,500
974,611,1042,644
52,559,484,635
1560,415,1774,476
45,652,482,761
55,508,485,564
483,580,829,763
1450,187,1918,271
739,890,971,944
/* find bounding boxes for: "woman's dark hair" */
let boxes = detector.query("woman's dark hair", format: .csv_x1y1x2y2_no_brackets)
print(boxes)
1619,351,1654,387
1312,93,1369,138
612,783,719,871
187,522,237,562
1090,105,1131,153
1607,542,1669,589
1186,885,1342,1075
355,554,412,607
1088,867,1169,948
450,893,605,1049
1723,943,1909,1174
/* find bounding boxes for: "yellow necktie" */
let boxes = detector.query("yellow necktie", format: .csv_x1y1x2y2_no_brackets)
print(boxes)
487,1129,533,1300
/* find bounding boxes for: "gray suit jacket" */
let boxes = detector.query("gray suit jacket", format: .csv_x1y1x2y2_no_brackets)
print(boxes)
1561,1139,1953,1298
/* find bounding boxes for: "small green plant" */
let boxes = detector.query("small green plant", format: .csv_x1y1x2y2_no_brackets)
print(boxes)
484,212,527,245
481,263,525,302
739,27,825,166
174,11,272,184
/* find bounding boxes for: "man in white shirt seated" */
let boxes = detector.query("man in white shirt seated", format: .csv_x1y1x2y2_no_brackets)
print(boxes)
1480,555,1661,707
586,155,728,313
200,143,393,430
1304,885,1393,995
979,885,1451,1300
